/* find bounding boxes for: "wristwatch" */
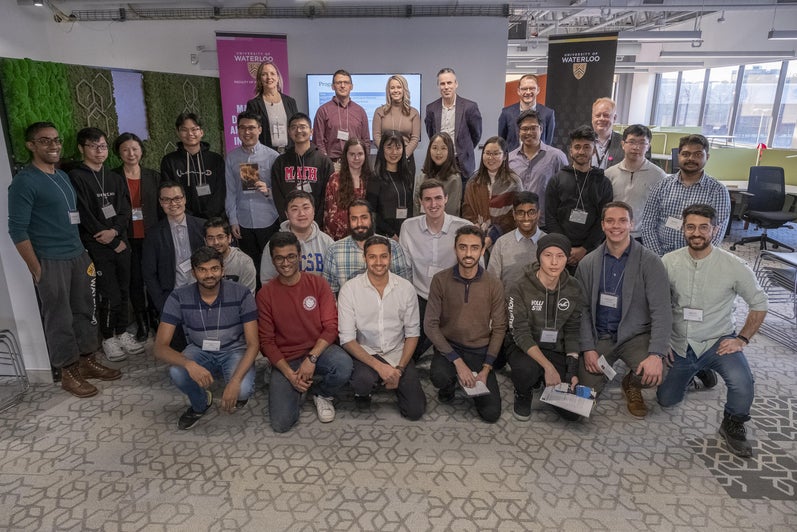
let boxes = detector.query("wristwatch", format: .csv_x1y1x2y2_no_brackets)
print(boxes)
308,354,319,364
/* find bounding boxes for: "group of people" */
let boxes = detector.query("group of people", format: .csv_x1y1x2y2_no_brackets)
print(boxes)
7,64,767,459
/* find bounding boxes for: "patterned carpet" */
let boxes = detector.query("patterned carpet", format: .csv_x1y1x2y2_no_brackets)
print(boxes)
0,220,796,531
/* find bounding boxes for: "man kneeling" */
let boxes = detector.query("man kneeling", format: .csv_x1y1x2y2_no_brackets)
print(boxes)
154,246,259,430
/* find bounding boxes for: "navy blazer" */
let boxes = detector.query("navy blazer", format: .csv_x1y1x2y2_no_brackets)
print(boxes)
142,214,206,312
245,93,300,150
425,95,482,178
498,102,555,151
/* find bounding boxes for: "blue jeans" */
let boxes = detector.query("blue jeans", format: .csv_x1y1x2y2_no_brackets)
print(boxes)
268,344,353,433
656,336,755,422
169,344,255,412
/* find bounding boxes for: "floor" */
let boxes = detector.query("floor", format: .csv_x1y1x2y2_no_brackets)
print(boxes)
1,220,796,531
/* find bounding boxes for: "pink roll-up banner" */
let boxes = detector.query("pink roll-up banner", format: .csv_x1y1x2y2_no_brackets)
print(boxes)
216,32,289,151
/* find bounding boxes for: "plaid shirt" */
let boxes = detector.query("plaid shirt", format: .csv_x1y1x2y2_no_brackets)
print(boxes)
640,171,730,256
322,236,412,294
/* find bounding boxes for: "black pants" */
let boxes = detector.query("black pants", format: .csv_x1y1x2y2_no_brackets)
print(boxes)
88,242,131,339
412,296,430,361
350,356,426,420
128,237,147,313
239,222,279,290
430,347,501,423
507,341,579,421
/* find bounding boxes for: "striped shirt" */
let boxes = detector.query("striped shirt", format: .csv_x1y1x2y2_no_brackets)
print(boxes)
323,236,412,294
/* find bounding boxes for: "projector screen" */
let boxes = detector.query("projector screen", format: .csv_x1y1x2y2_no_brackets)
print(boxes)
306,73,423,142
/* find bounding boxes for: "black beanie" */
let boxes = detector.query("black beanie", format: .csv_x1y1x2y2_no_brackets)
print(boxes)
536,233,572,262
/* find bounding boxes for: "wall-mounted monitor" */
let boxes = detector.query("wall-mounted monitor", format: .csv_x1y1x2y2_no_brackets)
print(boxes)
306,73,422,141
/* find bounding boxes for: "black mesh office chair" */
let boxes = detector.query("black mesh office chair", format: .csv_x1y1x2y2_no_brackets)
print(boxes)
730,166,797,252
671,147,680,173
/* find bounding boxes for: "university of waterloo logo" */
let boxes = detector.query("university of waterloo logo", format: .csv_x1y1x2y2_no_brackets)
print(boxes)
247,62,260,79
573,63,587,80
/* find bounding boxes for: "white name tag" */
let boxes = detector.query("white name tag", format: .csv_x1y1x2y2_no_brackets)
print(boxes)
336,129,349,141
597,355,617,380
540,328,558,343
599,292,618,308
131,207,143,221
69,210,81,224
202,339,220,352
101,204,116,219
665,216,682,230
395,208,408,219
301,182,313,193
569,209,588,224
683,307,703,321
196,184,211,196
178,258,192,273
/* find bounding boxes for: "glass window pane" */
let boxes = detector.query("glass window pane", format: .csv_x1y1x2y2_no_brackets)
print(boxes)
653,72,678,126
773,60,797,149
702,66,739,138
734,61,782,146
675,69,705,126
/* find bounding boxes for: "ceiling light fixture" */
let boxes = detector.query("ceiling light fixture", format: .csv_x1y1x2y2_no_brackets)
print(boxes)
768,30,797,41
660,50,795,59
618,30,702,42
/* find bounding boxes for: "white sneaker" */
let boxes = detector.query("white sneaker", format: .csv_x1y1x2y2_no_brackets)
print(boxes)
102,336,127,362
117,331,145,355
313,395,335,423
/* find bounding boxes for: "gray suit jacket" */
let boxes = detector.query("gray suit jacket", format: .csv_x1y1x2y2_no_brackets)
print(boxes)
425,95,482,178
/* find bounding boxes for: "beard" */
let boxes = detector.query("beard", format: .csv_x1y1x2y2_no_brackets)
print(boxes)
687,236,710,251
351,224,374,242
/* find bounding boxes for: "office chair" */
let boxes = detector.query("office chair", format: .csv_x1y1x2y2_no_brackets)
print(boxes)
730,166,797,252
671,147,680,173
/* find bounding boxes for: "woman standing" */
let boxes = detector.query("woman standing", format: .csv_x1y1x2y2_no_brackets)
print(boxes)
462,136,522,248
245,61,299,153
113,132,160,341
324,138,372,240
367,131,414,239
372,75,421,175
416,132,462,216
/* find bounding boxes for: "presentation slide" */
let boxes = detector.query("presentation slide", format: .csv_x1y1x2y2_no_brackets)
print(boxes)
307,73,422,141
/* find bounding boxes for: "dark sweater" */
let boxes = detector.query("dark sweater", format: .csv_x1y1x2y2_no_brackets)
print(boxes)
270,143,334,226
544,166,612,251
68,164,131,250
160,141,226,220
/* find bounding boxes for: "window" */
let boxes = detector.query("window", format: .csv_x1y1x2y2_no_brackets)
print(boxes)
702,66,738,137
652,72,678,126
734,61,781,146
675,69,705,126
773,60,797,149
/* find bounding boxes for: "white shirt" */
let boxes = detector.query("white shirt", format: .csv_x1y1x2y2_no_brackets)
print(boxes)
169,216,192,288
337,272,420,367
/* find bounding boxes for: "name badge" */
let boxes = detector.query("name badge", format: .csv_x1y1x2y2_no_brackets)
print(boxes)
301,182,313,193
597,355,617,380
178,258,192,273
101,204,116,219
131,208,143,221
396,208,408,219
540,328,558,343
68,210,81,224
665,216,682,230
599,292,618,308
569,209,588,224
272,122,285,138
202,339,220,352
337,129,349,141
196,184,211,196
683,307,703,322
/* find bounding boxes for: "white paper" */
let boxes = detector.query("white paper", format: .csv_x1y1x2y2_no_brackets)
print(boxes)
540,385,595,418
461,372,490,397
597,355,617,380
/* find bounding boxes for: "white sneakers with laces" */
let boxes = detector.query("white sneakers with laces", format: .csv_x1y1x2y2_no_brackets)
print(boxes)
313,395,336,423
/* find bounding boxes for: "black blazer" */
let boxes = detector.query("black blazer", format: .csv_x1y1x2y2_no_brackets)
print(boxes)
245,93,300,150
113,165,162,237
142,214,206,312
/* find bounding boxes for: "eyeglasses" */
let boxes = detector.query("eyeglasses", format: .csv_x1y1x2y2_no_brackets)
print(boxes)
483,151,504,158
684,223,714,233
159,195,185,204
84,143,108,151
238,125,259,132
289,124,310,131
623,140,649,147
273,253,299,264
179,127,202,135
519,126,541,133
513,208,538,218
33,137,62,146
679,150,706,160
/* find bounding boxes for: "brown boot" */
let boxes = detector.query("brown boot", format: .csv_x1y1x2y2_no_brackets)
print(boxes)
79,354,122,381
61,362,98,398
622,372,647,418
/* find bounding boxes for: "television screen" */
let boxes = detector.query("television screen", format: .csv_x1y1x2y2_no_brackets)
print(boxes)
306,73,423,142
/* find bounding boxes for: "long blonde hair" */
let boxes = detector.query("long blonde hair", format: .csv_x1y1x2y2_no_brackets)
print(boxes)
381,75,411,116
254,61,284,95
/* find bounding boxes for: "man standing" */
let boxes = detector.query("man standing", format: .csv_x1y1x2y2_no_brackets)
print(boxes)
658,204,767,458
154,247,259,430
257,232,353,433
160,112,226,219
605,125,666,242
260,190,334,284
576,202,672,418
591,98,624,170
424,68,482,179
400,179,473,359
8,121,120,398
426,226,506,423
272,113,335,226
498,74,556,150
323,199,412,294
487,191,546,286
641,134,730,257
312,70,370,163
508,110,568,224
69,127,143,362
225,111,280,284
142,181,206,315
545,126,613,271
204,218,256,293
338,235,425,420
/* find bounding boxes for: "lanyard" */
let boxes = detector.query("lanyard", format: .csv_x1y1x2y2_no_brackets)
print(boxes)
601,254,626,296
40,168,77,211
543,280,561,331
89,167,110,207
573,169,591,210
198,291,223,340
388,171,407,209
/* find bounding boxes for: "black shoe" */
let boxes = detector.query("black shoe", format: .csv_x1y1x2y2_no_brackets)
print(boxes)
178,390,212,430
437,387,455,404
719,416,753,458
695,369,718,389
513,392,532,421
354,394,372,410
134,312,150,342
235,398,248,410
